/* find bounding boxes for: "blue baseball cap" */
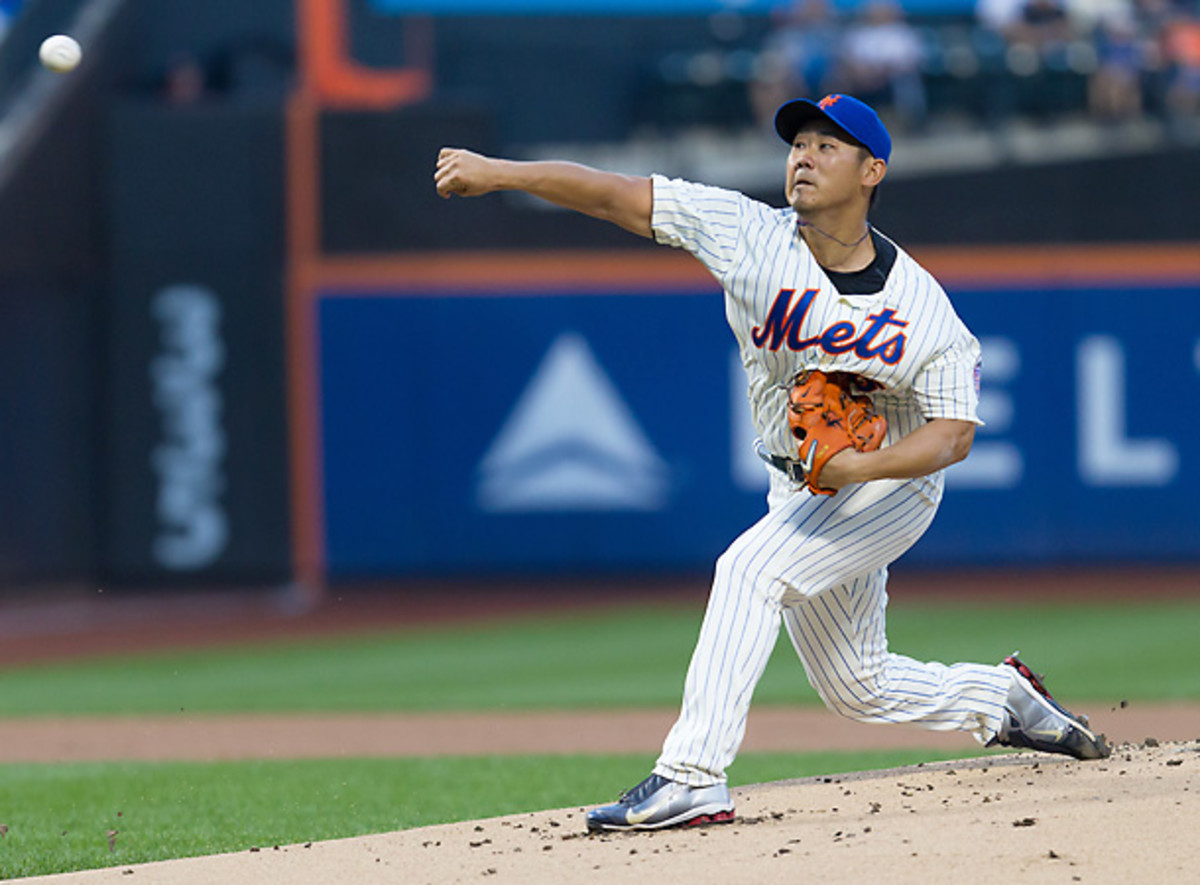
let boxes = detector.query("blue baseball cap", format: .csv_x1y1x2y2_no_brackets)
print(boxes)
774,94,892,163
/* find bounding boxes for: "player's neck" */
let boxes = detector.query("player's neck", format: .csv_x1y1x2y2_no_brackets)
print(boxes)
796,211,874,273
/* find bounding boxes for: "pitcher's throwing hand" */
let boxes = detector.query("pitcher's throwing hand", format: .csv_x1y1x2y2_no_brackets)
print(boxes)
435,147,505,198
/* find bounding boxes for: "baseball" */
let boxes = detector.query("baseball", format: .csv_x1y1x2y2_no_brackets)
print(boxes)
39,35,82,73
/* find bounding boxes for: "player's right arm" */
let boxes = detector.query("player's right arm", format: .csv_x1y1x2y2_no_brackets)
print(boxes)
435,148,653,238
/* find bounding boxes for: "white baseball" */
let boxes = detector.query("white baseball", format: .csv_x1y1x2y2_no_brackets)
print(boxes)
39,35,83,73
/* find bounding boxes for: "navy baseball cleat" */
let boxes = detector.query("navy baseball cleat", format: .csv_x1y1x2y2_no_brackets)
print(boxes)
586,774,735,832
988,654,1110,760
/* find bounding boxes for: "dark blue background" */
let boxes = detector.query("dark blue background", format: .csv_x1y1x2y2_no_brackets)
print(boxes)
319,283,1200,578
920,283,1200,565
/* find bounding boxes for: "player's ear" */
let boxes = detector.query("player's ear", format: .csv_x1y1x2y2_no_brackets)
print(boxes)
862,156,887,189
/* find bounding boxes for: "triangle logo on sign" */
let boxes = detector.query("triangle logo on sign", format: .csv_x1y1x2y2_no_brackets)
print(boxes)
477,333,669,512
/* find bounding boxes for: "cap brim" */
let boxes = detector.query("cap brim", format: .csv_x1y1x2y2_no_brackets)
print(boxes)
774,99,833,145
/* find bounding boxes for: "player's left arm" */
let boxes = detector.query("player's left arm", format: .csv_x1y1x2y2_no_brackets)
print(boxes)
822,328,982,488
818,418,974,488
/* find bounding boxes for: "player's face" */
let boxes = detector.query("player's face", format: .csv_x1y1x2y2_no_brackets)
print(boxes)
785,124,882,213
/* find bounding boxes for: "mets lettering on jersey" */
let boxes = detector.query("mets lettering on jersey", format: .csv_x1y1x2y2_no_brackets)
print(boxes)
750,287,908,364
650,172,982,483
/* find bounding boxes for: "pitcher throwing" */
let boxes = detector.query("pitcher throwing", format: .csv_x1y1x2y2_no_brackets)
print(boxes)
435,93,1109,833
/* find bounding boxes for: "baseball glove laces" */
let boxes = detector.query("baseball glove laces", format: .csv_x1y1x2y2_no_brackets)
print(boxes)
785,369,887,495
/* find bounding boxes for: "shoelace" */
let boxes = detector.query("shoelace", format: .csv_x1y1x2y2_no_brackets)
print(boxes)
618,775,666,805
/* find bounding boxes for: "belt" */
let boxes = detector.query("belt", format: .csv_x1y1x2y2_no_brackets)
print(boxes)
754,439,807,483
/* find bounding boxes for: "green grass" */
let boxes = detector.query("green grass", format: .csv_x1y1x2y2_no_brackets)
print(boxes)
0,748,988,879
0,599,1197,717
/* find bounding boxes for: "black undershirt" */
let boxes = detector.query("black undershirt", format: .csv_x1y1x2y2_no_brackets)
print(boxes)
822,229,896,296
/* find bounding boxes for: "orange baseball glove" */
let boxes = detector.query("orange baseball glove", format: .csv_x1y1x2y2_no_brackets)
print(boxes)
786,370,887,495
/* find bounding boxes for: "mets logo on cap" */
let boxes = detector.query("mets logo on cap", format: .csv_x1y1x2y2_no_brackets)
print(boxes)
774,93,892,163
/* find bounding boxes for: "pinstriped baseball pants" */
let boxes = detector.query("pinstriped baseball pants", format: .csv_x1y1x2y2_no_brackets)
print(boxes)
654,473,1012,787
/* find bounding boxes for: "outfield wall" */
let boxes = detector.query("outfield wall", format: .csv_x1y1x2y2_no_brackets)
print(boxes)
2,1,1198,590
310,249,1200,579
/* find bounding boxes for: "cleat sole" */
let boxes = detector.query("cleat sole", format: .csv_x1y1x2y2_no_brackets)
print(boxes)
587,806,736,833
685,810,736,827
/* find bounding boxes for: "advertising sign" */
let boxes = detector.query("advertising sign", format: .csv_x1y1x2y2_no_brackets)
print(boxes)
319,279,1200,577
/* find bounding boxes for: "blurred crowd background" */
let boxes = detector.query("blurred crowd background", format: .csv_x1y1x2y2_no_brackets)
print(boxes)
710,0,1200,136
6,0,1197,143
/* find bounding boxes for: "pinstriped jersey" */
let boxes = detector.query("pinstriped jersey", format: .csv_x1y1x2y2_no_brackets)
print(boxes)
650,174,982,501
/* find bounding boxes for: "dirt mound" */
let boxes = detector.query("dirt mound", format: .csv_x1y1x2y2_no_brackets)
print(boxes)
19,742,1199,885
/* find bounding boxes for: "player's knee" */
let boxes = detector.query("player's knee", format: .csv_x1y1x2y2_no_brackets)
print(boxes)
811,669,889,721
713,547,781,605
713,545,750,587
816,688,877,721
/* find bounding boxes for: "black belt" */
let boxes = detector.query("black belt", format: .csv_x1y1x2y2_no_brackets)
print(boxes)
754,440,807,483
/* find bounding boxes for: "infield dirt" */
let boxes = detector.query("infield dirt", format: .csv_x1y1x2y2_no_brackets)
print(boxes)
14,740,1200,885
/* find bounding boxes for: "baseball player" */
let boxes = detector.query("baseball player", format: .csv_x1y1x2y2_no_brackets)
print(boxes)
434,94,1109,833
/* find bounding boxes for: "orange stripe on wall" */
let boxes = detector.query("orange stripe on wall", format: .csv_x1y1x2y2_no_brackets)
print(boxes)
304,244,1200,295
288,0,437,593
915,243,1200,286
284,92,327,595
311,250,717,293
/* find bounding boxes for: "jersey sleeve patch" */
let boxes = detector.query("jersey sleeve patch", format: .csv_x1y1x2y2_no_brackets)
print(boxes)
912,337,984,425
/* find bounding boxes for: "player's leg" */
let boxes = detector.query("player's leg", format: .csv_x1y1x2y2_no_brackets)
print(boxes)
653,477,937,785
586,491,789,830
590,477,988,832
781,571,1110,758
587,472,824,831
650,529,786,788
780,571,1010,742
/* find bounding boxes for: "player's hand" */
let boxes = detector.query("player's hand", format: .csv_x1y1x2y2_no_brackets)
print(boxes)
814,448,869,490
435,148,504,199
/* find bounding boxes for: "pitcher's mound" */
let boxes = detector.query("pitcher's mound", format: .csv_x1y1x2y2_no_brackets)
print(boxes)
25,741,1200,885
